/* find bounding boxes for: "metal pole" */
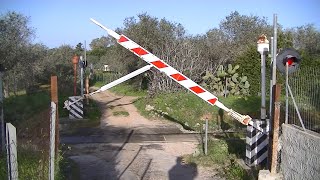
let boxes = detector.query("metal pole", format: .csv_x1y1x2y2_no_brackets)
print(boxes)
85,77,89,105
205,119,208,155
272,14,277,86
84,41,87,64
287,84,306,130
257,34,269,122
269,37,274,119
80,63,84,97
261,53,266,121
269,13,278,170
285,63,289,124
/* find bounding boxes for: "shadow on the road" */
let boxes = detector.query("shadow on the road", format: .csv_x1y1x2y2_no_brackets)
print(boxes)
118,146,143,179
96,96,124,106
141,159,153,180
108,102,135,109
152,110,195,131
168,157,198,180
115,129,134,156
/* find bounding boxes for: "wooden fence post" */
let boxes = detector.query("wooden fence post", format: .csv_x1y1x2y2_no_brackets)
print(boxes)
270,84,281,173
50,76,59,155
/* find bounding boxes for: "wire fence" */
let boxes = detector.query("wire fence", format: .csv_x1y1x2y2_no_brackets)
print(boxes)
284,67,320,133
1,107,52,179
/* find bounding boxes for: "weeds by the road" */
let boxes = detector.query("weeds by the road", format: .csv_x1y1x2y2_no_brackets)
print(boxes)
113,110,130,117
0,149,66,180
4,91,50,125
184,139,253,180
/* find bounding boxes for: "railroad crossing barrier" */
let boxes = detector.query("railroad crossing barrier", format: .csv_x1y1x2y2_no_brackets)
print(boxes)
89,18,267,132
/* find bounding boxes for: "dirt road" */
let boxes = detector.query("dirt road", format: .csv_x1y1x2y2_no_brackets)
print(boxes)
61,91,222,180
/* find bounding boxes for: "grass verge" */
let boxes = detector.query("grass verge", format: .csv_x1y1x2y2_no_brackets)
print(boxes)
0,149,67,180
113,110,129,117
109,83,147,97
134,92,261,131
4,91,50,125
184,139,254,180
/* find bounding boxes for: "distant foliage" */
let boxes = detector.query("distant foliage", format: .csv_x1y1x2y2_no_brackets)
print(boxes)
235,45,263,96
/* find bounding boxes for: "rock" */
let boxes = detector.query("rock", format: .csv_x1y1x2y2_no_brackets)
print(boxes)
193,148,200,157
145,104,154,111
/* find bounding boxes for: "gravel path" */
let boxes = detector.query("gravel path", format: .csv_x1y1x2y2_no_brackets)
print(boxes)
62,91,222,180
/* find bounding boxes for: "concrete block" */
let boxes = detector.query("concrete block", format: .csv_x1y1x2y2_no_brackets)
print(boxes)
258,170,283,180
282,146,306,163
283,171,304,180
282,170,299,180
306,138,320,155
306,153,320,171
281,124,320,180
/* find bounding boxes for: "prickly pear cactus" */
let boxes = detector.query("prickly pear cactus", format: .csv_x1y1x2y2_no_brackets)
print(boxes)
202,64,250,96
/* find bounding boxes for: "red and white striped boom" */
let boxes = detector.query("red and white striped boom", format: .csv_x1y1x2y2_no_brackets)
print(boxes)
90,18,258,129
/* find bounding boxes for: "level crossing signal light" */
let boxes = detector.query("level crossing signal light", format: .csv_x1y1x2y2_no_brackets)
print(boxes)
276,48,301,75
79,56,87,68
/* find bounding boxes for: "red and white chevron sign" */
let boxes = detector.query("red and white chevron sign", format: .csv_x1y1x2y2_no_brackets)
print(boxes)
90,18,257,128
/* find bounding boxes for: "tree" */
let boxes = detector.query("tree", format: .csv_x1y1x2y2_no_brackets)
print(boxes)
292,24,320,55
75,42,84,56
0,11,34,70
88,36,113,57
216,11,271,64
0,11,35,96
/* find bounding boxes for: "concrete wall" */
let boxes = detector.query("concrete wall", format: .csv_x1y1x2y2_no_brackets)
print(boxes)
281,124,320,180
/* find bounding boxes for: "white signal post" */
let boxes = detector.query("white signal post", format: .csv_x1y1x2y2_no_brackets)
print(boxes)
90,18,265,132
257,35,269,122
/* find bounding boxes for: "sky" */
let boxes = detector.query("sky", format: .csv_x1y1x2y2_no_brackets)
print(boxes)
1,0,319,49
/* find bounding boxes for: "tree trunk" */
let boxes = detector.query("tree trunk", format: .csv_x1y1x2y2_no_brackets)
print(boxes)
13,70,17,96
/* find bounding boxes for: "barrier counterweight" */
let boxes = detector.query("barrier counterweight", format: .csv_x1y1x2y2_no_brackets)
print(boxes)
245,119,269,167
68,96,83,119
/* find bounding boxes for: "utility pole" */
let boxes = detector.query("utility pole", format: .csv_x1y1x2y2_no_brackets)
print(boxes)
272,14,277,88
72,55,80,96
269,37,274,121
80,56,84,97
269,13,278,171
